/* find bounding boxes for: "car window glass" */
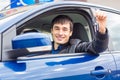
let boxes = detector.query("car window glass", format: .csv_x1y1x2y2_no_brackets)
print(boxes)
0,12,25,33
106,12,120,51
0,12,24,25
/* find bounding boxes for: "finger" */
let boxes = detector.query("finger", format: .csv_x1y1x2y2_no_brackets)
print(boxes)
96,11,106,20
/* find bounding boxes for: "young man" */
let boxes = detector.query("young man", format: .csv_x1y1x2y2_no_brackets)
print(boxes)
51,11,108,55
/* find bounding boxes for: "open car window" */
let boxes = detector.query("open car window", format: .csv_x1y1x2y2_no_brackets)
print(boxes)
17,10,92,51
2,7,93,61
17,11,92,42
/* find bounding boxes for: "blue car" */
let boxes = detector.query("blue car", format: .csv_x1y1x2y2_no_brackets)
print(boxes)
0,1,120,80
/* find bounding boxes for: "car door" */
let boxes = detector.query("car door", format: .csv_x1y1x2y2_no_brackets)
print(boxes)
0,53,116,80
0,1,118,80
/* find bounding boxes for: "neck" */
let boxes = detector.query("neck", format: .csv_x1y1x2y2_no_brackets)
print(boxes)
54,43,59,50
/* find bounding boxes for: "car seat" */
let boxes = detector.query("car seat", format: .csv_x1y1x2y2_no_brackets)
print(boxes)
71,23,89,42
20,28,39,34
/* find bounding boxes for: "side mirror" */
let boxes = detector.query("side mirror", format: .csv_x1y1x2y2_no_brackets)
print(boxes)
7,32,52,59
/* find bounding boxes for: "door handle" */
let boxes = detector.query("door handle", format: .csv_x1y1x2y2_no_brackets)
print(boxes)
90,69,111,78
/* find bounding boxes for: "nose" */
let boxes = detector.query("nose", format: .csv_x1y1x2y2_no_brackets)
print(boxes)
59,29,64,35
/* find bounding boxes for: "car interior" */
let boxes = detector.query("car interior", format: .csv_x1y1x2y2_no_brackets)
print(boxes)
17,11,93,42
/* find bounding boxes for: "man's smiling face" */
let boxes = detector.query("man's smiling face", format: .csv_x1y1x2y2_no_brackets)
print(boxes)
51,22,72,45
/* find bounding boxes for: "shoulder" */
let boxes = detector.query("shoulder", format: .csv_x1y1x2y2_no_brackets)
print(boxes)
69,39,81,45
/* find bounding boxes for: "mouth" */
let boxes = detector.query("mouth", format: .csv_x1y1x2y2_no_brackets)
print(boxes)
56,36,64,41
57,37,63,41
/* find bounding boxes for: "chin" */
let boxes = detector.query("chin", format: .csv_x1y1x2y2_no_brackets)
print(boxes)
57,41,67,45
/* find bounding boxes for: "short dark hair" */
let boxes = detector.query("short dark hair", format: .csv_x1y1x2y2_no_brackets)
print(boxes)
51,15,73,31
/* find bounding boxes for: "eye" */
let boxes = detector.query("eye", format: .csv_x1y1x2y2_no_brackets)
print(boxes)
63,27,69,31
54,26,59,30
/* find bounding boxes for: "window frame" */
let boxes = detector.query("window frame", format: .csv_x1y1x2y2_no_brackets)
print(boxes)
1,6,99,61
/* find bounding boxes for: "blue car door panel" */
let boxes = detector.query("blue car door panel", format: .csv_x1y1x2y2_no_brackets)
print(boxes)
0,53,117,80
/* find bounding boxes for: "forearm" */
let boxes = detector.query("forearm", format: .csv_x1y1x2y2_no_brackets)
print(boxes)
93,30,109,53
98,22,106,34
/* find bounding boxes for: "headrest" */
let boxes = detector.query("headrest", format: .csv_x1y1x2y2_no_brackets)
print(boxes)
21,28,39,34
71,23,89,42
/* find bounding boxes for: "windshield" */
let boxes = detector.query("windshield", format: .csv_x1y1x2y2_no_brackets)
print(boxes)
0,12,25,25
0,11,25,33
0,4,41,33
